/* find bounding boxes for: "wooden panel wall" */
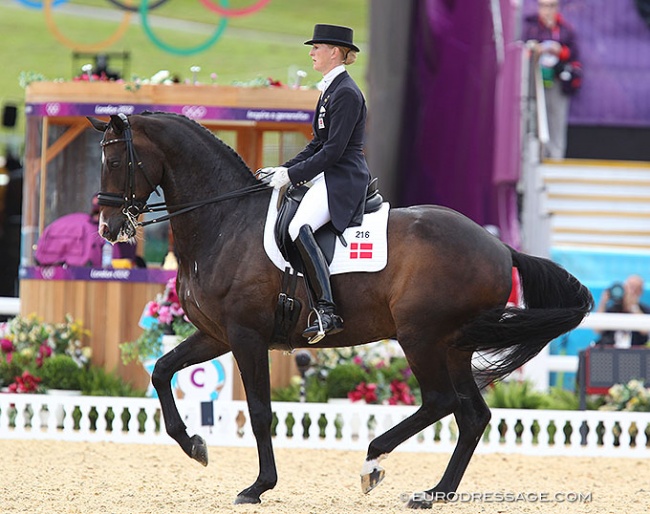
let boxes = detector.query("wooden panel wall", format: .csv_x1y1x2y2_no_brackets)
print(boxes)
20,279,162,390
19,279,299,400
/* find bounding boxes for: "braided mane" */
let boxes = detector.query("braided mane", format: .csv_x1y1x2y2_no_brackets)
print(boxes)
140,111,254,179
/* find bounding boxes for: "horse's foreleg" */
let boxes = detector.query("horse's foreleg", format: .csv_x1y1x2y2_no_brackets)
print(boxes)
230,337,277,505
361,342,458,496
151,331,229,465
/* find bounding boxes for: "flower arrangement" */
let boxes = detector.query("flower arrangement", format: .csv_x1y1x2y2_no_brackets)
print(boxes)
0,314,91,393
120,277,196,364
600,379,650,412
317,340,419,405
18,70,50,88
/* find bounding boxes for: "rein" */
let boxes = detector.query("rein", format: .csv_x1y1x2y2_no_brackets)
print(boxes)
139,182,269,227
98,113,270,228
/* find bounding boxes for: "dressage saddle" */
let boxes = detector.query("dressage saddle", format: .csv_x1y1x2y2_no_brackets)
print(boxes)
274,177,383,273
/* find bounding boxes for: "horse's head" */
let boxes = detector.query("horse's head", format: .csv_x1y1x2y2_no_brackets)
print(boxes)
88,114,162,243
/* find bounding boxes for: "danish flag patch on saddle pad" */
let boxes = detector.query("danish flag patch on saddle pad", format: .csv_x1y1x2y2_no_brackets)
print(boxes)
263,188,390,275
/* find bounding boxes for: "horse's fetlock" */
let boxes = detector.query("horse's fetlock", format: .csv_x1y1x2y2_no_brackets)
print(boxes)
166,419,187,439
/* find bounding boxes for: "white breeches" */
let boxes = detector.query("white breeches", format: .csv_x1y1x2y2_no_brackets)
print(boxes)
288,173,331,241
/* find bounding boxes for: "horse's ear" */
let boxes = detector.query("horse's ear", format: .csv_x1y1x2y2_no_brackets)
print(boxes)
87,117,108,132
110,114,127,133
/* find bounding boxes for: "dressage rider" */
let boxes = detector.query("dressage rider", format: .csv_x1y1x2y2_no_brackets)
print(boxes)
265,24,371,340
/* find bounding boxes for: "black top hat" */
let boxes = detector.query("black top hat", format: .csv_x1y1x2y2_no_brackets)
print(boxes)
304,24,360,52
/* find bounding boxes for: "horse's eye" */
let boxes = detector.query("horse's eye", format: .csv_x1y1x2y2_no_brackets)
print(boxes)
109,160,121,169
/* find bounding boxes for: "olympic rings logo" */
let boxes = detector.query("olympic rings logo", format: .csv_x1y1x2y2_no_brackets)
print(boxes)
45,103,61,116
40,267,56,280
181,105,208,119
18,0,272,55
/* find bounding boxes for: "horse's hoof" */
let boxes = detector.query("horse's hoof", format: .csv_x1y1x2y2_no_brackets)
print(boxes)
360,465,385,494
406,498,433,509
233,494,261,505
190,435,208,466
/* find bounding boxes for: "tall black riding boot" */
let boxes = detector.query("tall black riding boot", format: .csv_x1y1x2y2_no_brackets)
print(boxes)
295,224,344,342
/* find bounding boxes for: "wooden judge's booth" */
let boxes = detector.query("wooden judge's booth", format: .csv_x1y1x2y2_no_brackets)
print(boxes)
20,82,320,399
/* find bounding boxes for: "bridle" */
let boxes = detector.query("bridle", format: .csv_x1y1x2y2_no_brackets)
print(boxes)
97,113,269,228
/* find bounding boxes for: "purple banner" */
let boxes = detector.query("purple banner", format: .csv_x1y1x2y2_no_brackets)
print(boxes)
19,266,175,284
25,102,313,124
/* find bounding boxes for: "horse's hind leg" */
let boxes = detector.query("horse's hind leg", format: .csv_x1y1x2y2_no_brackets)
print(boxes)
361,341,460,494
152,331,229,465
408,349,491,509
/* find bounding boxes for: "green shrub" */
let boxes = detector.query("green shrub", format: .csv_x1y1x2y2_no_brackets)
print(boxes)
81,366,146,397
0,357,27,387
326,363,368,399
484,380,546,409
271,383,301,402
39,355,84,391
271,375,328,403
540,386,580,410
356,357,411,384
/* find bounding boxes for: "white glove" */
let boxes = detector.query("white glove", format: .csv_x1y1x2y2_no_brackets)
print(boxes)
257,167,274,183
269,167,291,189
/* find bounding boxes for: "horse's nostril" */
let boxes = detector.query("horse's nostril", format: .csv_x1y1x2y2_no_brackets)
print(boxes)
98,223,110,239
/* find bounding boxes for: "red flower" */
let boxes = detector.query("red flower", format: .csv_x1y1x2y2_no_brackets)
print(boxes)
388,380,415,405
1,337,13,353
165,278,180,305
348,382,379,404
35,343,53,366
8,371,42,393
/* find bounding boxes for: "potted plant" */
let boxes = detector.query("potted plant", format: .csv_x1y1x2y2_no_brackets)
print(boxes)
120,277,196,364
0,313,91,393
600,379,650,412
316,341,419,405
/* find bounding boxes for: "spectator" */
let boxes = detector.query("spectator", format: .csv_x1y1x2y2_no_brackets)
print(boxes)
523,0,581,159
34,195,143,268
596,275,650,347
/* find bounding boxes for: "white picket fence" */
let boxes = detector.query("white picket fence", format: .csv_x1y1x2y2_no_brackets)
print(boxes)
1,393,649,458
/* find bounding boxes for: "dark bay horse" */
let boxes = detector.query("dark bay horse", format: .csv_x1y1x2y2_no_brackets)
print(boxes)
89,112,593,508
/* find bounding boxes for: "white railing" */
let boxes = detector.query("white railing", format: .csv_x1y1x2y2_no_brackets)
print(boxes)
1,394,649,458
0,297,20,316
580,311,650,332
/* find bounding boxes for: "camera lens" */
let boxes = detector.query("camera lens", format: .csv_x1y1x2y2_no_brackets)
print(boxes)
608,283,624,302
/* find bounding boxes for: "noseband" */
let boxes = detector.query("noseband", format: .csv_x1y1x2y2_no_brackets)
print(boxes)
97,113,269,228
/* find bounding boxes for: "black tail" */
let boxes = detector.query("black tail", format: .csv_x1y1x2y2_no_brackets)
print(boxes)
455,247,594,389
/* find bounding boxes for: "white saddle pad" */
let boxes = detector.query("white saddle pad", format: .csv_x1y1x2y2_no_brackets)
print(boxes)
263,188,390,275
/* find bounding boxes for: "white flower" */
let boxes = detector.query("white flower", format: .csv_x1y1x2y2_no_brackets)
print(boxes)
150,70,170,84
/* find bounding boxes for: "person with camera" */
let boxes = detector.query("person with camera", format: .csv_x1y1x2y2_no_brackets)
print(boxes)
596,275,650,347
522,0,581,159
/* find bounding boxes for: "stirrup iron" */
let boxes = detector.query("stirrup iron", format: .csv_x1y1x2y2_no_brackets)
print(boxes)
306,308,326,344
